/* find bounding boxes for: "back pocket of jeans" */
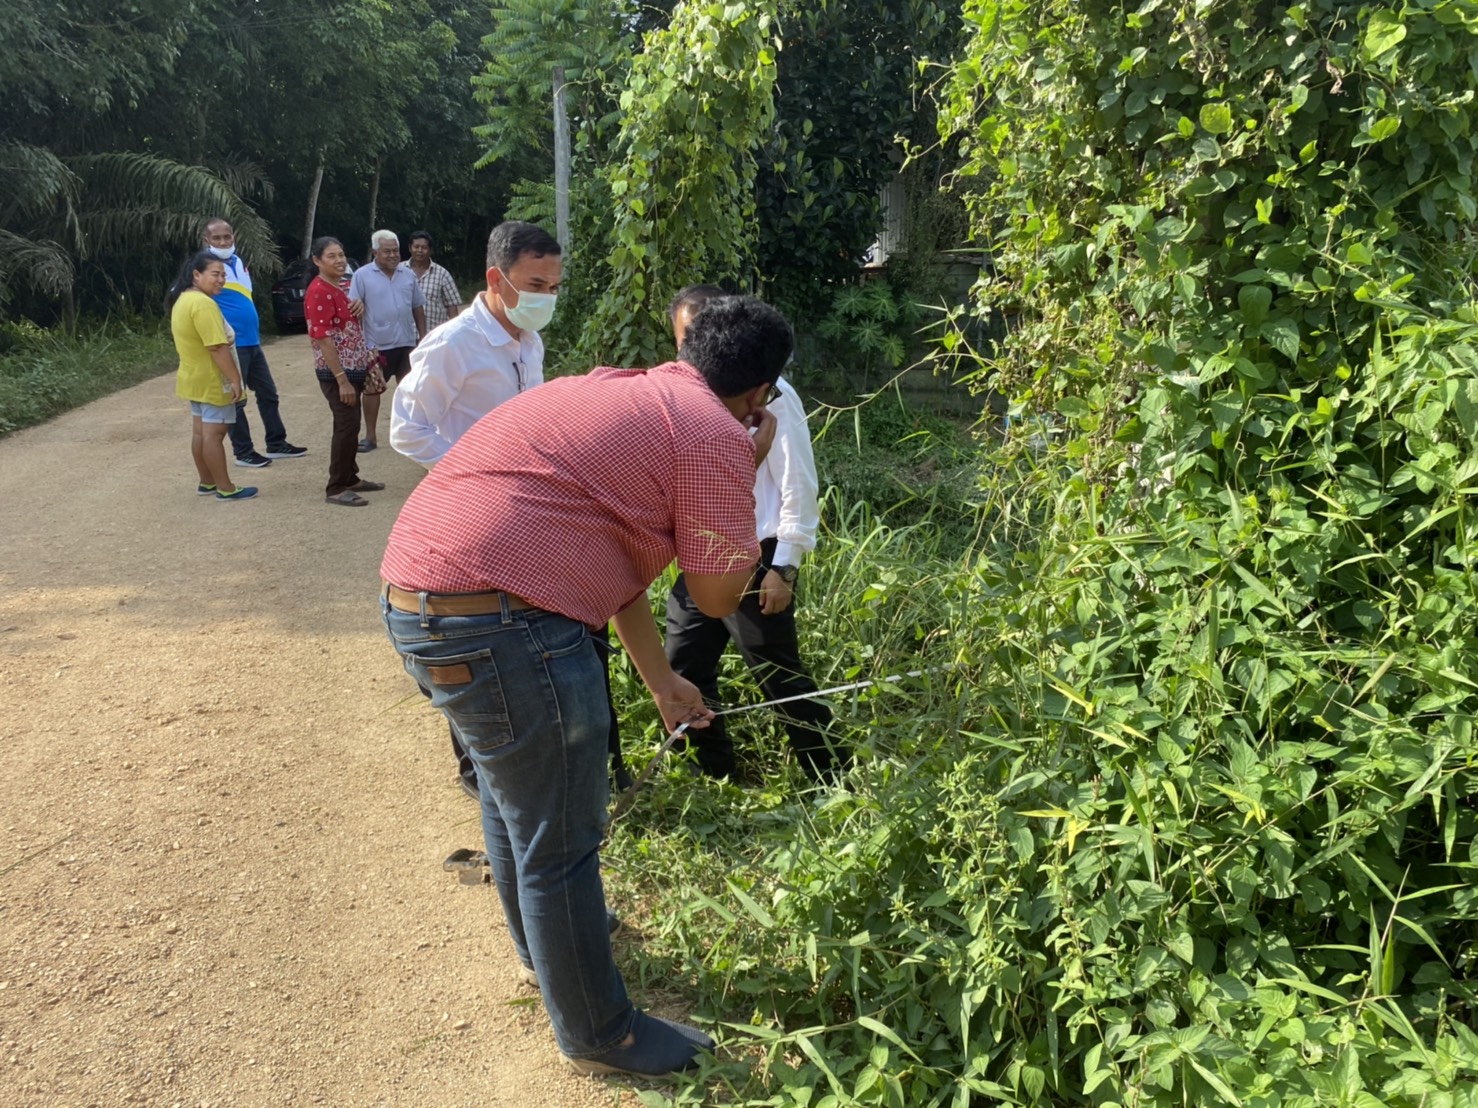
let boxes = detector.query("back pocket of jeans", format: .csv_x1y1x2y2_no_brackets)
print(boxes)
403,647,515,748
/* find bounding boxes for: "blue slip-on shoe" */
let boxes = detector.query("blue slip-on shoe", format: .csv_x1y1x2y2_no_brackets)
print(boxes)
216,485,259,501
196,483,217,496
564,1010,714,1077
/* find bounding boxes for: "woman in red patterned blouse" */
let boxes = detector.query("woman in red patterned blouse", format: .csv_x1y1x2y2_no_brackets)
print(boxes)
305,236,385,506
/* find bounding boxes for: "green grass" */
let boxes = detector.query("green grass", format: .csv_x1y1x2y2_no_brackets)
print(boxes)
0,317,177,437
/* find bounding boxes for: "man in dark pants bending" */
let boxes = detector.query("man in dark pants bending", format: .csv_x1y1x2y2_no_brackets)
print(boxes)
664,285,847,782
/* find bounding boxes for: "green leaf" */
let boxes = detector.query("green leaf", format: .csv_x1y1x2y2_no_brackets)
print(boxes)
1363,10,1408,59
1262,317,1300,359
1367,116,1401,142
1238,285,1272,324
857,1016,924,1062
1199,102,1233,134
727,878,776,928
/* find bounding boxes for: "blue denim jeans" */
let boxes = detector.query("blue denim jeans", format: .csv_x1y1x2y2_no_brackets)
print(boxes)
381,594,634,1058
229,345,289,457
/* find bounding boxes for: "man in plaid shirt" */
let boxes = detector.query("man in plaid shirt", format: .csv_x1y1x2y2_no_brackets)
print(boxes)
380,296,791,1078
403,230,462,331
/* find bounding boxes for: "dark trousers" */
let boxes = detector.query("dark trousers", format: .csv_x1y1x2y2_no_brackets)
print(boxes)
665,538,842,782
316,376,363,496
228,345,289,457
452,624,625,786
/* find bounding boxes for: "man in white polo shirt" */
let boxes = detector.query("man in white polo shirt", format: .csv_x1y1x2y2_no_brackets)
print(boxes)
350,229,426,452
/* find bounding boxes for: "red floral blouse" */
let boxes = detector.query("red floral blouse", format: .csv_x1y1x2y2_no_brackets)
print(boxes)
305,274,374,381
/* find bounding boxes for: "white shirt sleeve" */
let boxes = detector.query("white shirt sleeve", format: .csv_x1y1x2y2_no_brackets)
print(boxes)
764,380,820,566
389,339,463,467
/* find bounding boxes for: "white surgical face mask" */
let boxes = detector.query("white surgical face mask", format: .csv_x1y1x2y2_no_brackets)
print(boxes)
207,245,234,260
499,269,557,332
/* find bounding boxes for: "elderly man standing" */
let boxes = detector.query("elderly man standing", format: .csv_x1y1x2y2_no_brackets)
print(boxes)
202,218,308,468
350,229,426,452
381,295,791,1076
403,231,463,333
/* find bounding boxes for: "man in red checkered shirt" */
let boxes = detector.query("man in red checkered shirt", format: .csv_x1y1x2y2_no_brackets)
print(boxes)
380,296,791,1078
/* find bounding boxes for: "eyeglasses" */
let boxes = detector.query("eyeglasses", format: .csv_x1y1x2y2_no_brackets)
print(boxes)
764,383,782,405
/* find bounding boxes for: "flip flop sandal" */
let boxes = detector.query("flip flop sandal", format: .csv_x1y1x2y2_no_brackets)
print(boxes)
443,848,490,886
349,480,386,492
326,491,369,506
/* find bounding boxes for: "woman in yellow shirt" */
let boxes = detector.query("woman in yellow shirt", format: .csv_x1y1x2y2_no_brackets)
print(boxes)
167,253,257,500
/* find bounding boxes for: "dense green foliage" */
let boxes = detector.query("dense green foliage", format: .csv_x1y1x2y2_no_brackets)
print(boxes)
755,1,960,320
2,0,508,321
580,1,780,365
469,0,963,367
595,2,1478,1106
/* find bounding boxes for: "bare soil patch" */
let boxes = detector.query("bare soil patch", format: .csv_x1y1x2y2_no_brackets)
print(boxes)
0,338,643,1107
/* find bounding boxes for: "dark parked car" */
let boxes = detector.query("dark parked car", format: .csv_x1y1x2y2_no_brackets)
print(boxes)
270,257,355,332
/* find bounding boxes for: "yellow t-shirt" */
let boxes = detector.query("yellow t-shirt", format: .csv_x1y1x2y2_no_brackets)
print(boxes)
172,291,234,405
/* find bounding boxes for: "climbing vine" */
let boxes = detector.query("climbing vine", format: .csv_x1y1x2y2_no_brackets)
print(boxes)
580,1,780,366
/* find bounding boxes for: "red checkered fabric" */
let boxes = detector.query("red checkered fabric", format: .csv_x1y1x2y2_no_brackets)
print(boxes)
380,361,761,626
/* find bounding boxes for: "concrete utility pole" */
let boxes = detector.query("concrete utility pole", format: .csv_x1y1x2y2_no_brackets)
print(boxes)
553,65,570,251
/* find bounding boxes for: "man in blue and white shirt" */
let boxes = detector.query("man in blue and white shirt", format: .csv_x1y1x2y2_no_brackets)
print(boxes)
203,219,308,467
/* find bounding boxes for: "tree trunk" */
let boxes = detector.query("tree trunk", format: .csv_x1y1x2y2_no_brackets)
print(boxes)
302,159,325,259
553,66,570,252
368,157,382,233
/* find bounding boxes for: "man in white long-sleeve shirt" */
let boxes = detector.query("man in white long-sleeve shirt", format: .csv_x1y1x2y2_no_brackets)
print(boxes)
390,221,571,797
663,285,847,782
389,221,559,467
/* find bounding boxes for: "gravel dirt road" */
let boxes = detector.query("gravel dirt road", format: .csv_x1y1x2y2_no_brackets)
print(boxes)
0,337,647,1107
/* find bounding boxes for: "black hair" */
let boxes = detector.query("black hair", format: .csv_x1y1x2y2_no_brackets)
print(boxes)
203,216,231,238
409,230,433,249
679,295,794,399
310,235,344,268
667,283,726,323
165,250,225,310
485,221,560,271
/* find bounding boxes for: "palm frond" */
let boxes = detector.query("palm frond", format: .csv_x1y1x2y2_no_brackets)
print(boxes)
0,230,76,304
211,156,275,205
0,141,83,249
67,152,280,277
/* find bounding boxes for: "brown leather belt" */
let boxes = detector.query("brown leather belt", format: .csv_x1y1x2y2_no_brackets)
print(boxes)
383,583,537,616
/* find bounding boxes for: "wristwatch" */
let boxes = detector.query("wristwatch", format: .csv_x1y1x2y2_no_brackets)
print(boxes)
772,564,799,585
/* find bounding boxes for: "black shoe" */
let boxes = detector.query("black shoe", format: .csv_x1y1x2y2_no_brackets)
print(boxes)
607,909,623,937
458,773,480,801
264,443,308,458
564,1011,713,1077
234,451,272,468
